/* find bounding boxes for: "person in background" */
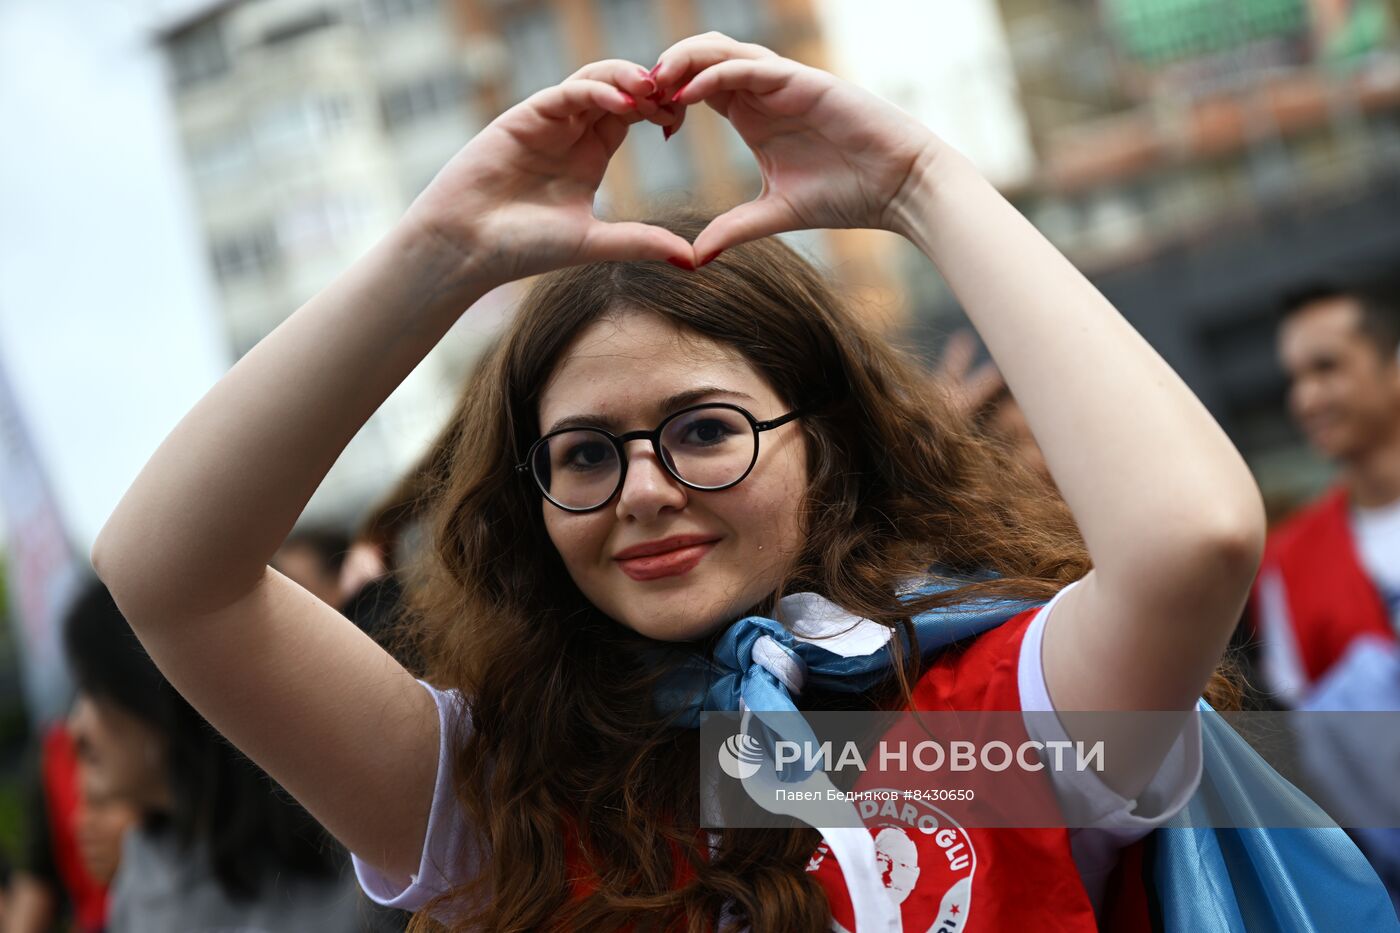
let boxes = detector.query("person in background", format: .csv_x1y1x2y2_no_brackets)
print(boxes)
1253,278,1400,912
60,578,386,933
272,526,351,610
931,326,1050,483
1254,280,1400,704
2,721,120,933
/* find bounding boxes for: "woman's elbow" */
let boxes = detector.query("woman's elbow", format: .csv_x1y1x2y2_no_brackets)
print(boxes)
89,519,154,619
89,524,117,587
1200,491,1268,583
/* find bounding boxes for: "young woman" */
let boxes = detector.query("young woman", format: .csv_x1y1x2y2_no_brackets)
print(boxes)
91,32,1282,932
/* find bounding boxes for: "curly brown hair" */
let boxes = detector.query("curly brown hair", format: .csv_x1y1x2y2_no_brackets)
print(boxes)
389,211,1243,932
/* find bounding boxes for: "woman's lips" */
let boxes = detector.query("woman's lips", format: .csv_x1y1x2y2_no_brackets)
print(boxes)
616,541,718,581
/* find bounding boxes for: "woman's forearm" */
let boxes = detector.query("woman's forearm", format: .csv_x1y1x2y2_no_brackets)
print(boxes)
92,221,488,622
894,149,1265,580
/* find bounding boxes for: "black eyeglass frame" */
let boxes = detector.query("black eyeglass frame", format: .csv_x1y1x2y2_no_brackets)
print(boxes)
516,401,812,513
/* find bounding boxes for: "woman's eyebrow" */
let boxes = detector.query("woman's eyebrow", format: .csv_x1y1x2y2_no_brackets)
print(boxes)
544,386,757,434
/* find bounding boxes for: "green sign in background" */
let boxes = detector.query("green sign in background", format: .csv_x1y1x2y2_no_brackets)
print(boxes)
1105,0,1311,63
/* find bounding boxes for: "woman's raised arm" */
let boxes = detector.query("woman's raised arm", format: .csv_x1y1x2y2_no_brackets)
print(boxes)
655,32,1266,801
892,148,1264,794
90,60,689,881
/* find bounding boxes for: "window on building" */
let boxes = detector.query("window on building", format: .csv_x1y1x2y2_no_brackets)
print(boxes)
500,8,568,104
189,129,254,185
262,9,340,47
316,94,355,135
362,0,441,24
210,224,280,283
253,99,317,157
277,193,375,257
593,0,704,197
168,19,231,90
694,0,770,44
381,70,468,132
626,121,693,197
594,0,658,63
252,93,353,159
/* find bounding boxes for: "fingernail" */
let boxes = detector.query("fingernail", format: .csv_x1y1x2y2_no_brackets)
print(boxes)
669,80,691,104
698,249,724,267
648,62,663,79
665,256,695,271
620,91,637,108
663,124,677,142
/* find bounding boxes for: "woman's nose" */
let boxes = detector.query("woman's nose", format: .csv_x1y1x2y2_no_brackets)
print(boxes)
615,439,687,519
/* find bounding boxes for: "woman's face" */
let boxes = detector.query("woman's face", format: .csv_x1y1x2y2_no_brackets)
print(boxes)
538,311,810,642
67,692,171,813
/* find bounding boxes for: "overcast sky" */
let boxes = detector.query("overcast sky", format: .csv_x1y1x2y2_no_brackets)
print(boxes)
0,0,228,552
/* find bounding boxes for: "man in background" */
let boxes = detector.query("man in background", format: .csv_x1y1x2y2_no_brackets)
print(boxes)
1254,281,1400,704
1254,279,1400,913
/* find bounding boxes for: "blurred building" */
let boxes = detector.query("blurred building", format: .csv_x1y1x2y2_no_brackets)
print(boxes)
155,0,502,524
450,0,999,330
920,0,1400,513
154,0,1038,522
155,0,1392,522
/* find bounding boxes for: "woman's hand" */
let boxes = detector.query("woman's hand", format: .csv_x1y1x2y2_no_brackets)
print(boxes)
648,33,945,260
401,59,694,290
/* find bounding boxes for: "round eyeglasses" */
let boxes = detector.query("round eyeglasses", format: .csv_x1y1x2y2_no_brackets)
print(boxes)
517,402,811,513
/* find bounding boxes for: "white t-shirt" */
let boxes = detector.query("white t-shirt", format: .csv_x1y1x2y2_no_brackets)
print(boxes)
1350,497,1400,632
351,579,1202,924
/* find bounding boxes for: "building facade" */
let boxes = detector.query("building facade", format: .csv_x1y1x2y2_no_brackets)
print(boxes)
158,0,501,524
972,0,1400,513
157,0,1038,523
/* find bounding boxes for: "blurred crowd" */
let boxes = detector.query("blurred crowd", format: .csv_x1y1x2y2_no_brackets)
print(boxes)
0,525,409,932
1,275,1399,929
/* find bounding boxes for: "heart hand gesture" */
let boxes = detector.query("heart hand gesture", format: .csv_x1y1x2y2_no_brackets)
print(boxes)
402,38,948,291
649,33,944,262
402,59,693,291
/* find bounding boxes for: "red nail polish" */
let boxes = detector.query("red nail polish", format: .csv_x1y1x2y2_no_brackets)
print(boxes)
669,80,691,104
698,249,724,267
620,91,637,107
663,123,677,142
648,62,663,79
665,256,695,271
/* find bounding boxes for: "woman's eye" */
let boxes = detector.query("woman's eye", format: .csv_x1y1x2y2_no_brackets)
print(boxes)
683,420,734,445
563,442,612,470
